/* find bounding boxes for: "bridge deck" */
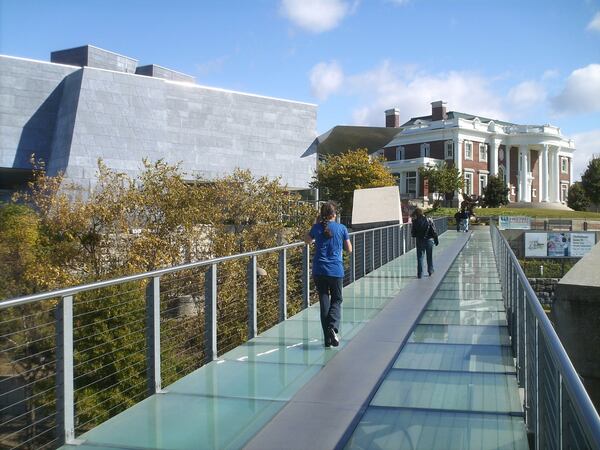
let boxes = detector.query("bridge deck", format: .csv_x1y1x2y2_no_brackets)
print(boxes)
62,229,527,450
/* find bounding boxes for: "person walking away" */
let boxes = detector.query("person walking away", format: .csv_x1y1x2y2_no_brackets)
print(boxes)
305,202,352,347
411,208,439,279
454,210,461,232
460,209,471,232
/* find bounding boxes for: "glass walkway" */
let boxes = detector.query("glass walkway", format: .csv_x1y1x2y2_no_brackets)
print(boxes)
61,230,528,449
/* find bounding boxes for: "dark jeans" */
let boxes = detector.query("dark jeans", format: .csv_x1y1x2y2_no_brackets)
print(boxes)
416,238,434,278
314,276,343,341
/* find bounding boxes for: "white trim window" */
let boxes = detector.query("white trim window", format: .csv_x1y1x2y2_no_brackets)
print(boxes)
445,141,454,159
464,141,473,160
532,188,537,198
420,143,430,158
561,157,568,174
479,143,488,162
479,173,488,195
561,183,568,202
406,171,417,197
396,146,404,161
464,172,474,196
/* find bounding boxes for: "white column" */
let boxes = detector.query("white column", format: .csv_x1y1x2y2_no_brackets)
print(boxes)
518,146,529,202
399,172,406,194
490,139,500,176
551,147,560,202
541,144,549,202
505,146,511,201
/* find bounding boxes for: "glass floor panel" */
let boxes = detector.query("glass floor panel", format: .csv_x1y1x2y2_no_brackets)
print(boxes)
167,359,321,401
371,369,522,413
259,317,364,341
419,310,507,326
287,305,381,322
78,394,284,450
345,408,529,450
409,324,511,346
220,339,339,366
341,295,392,309
434,291,504,300
393,343,516,373
439,281,502,289
427,299,505,311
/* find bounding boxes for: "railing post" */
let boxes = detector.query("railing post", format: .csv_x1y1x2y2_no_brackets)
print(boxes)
146,276,161,395
248,256,258,339
56,295,75,445
535,318,540,450
204,264,217,362
302,244,310,308
350,235,356,283
278,249,287,322
379,229,383,267
362,233,366,276
371,230,375,272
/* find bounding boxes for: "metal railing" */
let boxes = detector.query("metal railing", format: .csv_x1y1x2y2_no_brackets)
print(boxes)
0,217,447,449
490,222,600,449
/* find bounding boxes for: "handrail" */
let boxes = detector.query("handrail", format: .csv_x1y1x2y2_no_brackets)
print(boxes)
0,222,404,309
490,222,600,447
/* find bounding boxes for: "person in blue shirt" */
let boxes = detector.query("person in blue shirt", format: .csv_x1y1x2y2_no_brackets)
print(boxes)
305,202,352,348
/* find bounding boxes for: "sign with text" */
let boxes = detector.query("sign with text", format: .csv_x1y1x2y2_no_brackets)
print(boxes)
525,233,548,257
524,232,596,258
499,216,531,230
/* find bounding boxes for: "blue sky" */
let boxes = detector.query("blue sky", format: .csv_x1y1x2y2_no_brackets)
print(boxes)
1,0,599,177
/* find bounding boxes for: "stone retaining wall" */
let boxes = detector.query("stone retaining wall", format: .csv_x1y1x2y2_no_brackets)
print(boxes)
529,278,560,307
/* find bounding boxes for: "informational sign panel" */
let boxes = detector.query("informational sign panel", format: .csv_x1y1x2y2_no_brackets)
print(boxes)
570,233,596,257
547,233,570,257
525,233,548,257
499,216,531,230
352,186,403,226
524,232,596,258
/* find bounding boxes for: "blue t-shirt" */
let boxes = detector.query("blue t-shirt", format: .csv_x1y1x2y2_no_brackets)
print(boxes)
310,221,349,277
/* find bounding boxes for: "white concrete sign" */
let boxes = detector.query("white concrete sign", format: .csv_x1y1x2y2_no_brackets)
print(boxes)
499,216,531,230
570,233,596,257
351,186,403,226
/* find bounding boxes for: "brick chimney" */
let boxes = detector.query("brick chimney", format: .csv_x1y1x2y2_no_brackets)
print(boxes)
431,100,448,121
385,108,400,128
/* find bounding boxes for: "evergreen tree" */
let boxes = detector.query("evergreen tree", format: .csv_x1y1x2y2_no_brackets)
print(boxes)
567,182,590,211
482,175,509,207
581,157,600,211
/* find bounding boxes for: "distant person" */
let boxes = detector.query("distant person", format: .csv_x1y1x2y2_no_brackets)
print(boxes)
411,208,439,279
454,210,461,232
460,208,471,232
305,202,352,348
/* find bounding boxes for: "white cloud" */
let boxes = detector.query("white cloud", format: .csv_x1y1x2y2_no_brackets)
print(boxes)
551,64,600,114
280,0,355,33
571,129,600,179
507,81,546,110
309,61,344,100
587,12,600,32
388,0,411,5
542,69,559,81
344,60,505,126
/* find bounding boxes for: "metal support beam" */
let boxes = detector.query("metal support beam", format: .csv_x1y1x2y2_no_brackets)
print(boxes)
302,244,310,309
248,256,258,339
146,276,161,395
278,249,287,322
204,264,217,362
350,235,356,283
56,295,75,445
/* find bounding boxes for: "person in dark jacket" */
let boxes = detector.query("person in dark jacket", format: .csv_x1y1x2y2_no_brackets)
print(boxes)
305,202,352,347
411,208,438,279
454,210,461,232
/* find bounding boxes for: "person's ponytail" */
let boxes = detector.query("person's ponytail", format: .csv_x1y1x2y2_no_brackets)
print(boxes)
319,202,337,239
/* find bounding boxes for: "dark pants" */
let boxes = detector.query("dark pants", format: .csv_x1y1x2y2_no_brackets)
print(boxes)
416,238,434,278
314,276,343,341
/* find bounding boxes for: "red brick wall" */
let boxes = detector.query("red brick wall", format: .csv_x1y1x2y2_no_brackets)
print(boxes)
560,156,571,183
404,143,421,159
384,147,396,161
530,150,539,203
430,141,444,159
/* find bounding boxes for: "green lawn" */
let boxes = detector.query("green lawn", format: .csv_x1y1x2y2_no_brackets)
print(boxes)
429,206,600,219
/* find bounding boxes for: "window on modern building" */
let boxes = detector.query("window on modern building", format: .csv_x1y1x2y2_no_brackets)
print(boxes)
420,143,430,158
445,141,454,159
561,184,568,202
479,174,488,195
479,143,488,162
464,172,473,195
465,141,473,160
406,171,417,197
396,146,404,160
561,157,568,173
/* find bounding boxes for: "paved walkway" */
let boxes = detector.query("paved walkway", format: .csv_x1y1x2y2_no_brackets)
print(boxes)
62,229,527,450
